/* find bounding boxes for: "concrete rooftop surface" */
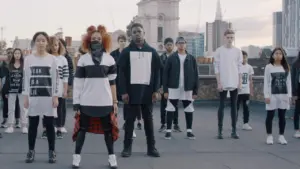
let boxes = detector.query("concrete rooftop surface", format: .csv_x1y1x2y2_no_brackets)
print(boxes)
0,103,300,169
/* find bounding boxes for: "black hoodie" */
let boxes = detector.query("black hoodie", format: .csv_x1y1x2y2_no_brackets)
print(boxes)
117,41,161,104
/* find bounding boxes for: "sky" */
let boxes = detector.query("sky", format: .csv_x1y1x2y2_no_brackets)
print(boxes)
0,0,281,48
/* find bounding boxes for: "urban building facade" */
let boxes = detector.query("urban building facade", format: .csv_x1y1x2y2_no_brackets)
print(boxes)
272,11,283,48
241,45,261,58
179,31,204,57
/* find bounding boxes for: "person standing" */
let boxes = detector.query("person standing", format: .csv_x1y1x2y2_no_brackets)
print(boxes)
159,37,181,132
213,29,243,139
236,51,254,130
291,50,300,138
118,23,160,158
264,47,291,145
163,37,198,140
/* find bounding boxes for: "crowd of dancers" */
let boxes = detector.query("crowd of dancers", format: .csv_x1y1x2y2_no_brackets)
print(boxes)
0,23,299,169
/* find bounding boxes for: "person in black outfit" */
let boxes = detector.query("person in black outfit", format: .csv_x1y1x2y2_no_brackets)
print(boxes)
118,23,160,158
159,38,181,132
1,48,20,128
111,34,142,131
291,50,300,138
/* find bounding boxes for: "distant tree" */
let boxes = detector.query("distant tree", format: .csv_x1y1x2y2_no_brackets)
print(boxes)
0,40,7,55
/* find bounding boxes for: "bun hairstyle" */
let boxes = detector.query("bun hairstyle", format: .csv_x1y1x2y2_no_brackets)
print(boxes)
82,25,112,53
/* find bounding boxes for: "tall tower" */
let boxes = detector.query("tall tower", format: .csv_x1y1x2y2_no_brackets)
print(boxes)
133,0,180,52
215,0,222,20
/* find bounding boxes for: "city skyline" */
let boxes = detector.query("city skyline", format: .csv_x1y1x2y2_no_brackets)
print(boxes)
0,0,281,48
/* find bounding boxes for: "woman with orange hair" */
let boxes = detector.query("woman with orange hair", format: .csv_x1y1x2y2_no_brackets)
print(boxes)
72,25,118,168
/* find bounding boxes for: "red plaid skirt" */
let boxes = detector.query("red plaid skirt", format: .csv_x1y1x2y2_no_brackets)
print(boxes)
72,112,119,142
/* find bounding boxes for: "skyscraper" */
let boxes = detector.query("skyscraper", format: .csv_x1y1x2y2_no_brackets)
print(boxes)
282,0,300,50
179,31,205,57
205,0,232,56
272,11,283,48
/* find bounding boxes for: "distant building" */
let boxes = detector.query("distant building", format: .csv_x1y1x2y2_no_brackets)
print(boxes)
179,31,204,57
241,45,261,58
206,0,232,56
273,11,283,48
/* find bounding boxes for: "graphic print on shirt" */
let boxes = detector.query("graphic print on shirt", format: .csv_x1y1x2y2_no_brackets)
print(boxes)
9,68,23,93
30,66,55,97
271,72,288,94
130,51,152,85
242,73,248,84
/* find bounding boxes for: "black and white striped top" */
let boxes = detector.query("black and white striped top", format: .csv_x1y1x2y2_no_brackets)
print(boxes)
55,55,69,97
73,52,117,117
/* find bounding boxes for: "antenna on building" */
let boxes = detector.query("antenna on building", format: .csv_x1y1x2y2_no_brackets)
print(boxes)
196,0,202,32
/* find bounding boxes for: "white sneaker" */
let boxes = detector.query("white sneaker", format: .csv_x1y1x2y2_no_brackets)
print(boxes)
22,127,28,134
133,130,136,138
5,127,14,133
108,154,117,169
266,135,273,145
61,127,67,133
242,123,252,130
72,154,81,168
294,131,300,138
278,135,287,145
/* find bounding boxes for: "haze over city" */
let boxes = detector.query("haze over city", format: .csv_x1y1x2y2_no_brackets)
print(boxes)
0,0,281,47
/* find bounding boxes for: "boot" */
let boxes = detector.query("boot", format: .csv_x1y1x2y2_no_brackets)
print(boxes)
121,139,132,158
217,126,223,139
147,145,160,157
231,128,239,139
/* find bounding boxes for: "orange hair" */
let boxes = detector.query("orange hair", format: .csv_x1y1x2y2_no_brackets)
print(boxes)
82,25,112,53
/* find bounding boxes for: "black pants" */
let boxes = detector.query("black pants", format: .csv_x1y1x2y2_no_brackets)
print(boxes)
160,94,178,125
218,89,238,131
123,104,155,148
2,92,20,119
28,116,55,151
75,113,114,155
55,98,66,128
123,104,141,121
266,109,286,135
295,100,300,130
166,99,193,130
237,94,250,124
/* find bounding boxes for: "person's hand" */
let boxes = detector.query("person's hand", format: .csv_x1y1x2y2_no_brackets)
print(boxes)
24,96,29,109
265,98,270,104
192,95,197,100
164,93,168,99
113,103,118,114
63,91,68,98
122,94,129,104
217,83,223,92
152,92,158,102
52,97,59,108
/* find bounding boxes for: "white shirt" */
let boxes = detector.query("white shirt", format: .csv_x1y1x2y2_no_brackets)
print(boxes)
55,55,69,97
213,46,243,91
178,54,186,88
239,64,254,94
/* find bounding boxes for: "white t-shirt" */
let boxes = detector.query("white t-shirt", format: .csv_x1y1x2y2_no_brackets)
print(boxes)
178,54,186,88
55,55,69,97
239,64,254,94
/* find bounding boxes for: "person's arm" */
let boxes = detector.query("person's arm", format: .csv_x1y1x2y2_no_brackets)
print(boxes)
238,50,243,86
193,57,199,96
22,58,30,96
163,55,171,94
117,50,128,95
107,58,118,103
263,65,271,99
51,59,59,98
73,56,85,111
153,50,161,93
213,49,221,84
287,70,292,98
64,54,74,86
62,58,69,97
291,64,297,97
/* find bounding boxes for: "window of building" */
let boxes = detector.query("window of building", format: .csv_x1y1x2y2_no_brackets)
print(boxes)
157,27,163,42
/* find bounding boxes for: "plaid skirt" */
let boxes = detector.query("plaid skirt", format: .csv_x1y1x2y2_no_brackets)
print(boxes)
72,112,119,142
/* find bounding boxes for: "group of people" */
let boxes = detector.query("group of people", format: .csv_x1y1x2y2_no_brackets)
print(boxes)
0,22,299,169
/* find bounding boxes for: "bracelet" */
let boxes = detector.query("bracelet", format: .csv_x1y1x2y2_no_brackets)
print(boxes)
113,100,118,104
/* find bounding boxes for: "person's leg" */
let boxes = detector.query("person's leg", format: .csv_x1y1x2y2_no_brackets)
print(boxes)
141,103,160,157
18,94,28,133
5,93,17,133
136,108,142,130
236,94,242,123
242,94,251,130
278,109,287,144
100,114,117,167
294,100,300,137
265,110,275,144
26,116,39,163
173,104,181,132
121,104,138,157
217,91,227,139
44,116,56,163
55,98,63,138
41,117,47,139
159,94,167,131
14,96,20,128
182,100,195,139
122,104,130,129
60,98,67,132
229,89,239,139
1,92,8,127
165,99,178,139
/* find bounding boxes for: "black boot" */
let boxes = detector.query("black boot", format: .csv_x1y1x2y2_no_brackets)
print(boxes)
217,126,223,139
121,139,132,158
231,128,239,139
25,150,35,163
147,146,160,157
48,150,56,163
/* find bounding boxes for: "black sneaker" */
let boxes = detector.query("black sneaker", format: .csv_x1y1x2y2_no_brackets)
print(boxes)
15,119,21,128
137,122,142,130
173,125,182,132
147,147,160,157
159,124,166,132
187,132,195,140
48,150,56,163
164,132,171,140
56,131,63,139
1,119,7,128
25,150,35,163
41,131,47,139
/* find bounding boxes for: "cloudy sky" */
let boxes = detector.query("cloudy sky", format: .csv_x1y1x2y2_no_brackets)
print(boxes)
0,0,281,47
